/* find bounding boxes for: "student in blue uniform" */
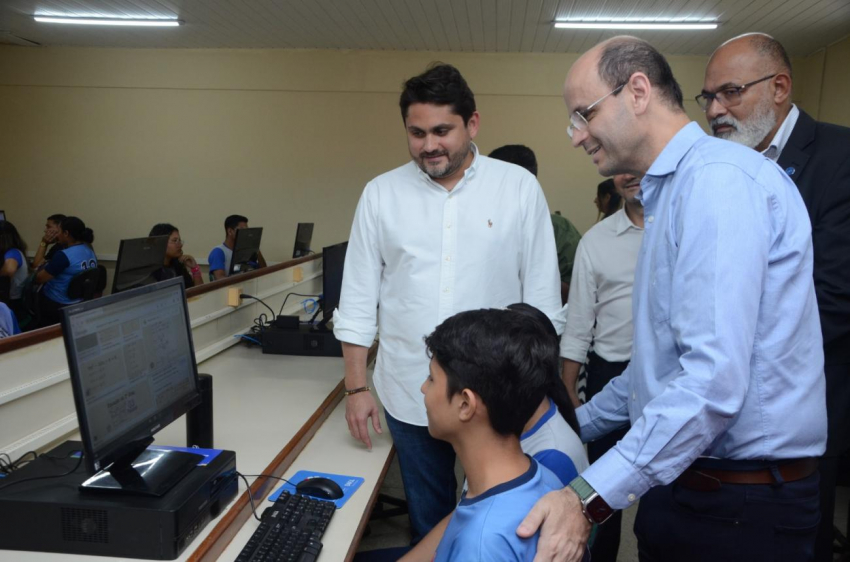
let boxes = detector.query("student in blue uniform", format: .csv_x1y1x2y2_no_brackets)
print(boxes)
208,214,267,280
0,220,30,322
35,216,97,326
150,223,204,288
408,306,589,562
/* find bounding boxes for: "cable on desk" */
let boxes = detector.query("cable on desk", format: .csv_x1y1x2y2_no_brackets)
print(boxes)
278,292,320,317
235,471,300,522
0,450,84,492
240,294,276,319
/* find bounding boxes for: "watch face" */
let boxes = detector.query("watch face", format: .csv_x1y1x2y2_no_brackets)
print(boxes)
587,496,614,524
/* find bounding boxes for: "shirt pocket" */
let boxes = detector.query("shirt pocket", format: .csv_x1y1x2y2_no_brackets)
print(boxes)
649,263,672,324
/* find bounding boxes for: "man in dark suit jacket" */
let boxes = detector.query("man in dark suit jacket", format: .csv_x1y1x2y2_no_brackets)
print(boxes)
703,32,850,562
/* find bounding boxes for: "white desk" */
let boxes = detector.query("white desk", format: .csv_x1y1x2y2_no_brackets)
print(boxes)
2,343,392,562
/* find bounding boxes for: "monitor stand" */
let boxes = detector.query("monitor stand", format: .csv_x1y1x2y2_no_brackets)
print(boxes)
80,448,204,497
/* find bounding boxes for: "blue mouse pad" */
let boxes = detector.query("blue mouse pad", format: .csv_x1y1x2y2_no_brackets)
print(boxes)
268,470,364,509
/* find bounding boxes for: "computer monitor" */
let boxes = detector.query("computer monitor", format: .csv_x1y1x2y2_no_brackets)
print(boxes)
111,236,169,294
317,241,348,329
292,223,314,259
229,227,263,275
0,210,6,222
60,277,203,496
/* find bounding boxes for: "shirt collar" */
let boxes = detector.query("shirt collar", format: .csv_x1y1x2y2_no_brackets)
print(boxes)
645,122,706,178
414,142,480,190
614,207,643,235
762,104,799,162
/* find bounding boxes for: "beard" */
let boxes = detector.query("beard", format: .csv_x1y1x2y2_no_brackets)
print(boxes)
415,141,471,180
710,99,777,149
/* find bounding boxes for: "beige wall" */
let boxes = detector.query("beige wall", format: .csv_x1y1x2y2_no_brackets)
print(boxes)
1,40,846,258
0,46,713,257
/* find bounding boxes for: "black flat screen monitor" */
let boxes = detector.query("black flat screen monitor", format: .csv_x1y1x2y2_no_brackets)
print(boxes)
319,242,348,328
112,236,169,294
292,223,314,259
60,277,203,496
229,227,263,275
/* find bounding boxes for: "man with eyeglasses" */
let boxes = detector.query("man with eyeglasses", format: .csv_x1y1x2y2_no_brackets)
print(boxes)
515,36,826,562
704,32,850,562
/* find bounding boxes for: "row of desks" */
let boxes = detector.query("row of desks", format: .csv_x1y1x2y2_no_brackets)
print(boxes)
4,343,395,562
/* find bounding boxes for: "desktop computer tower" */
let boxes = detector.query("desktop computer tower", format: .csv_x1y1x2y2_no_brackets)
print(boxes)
260,323,343,357
0,440,238,560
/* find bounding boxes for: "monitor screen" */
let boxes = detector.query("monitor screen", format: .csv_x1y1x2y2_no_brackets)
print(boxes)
292,223,314,259
61,278,201,475
229,227,263,275
321,242,348,323
112,236,169,294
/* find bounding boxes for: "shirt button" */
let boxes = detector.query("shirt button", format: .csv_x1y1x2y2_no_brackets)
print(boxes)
632,392,636,401
443,287,449,293
647,216,654,223
445,256,451,261
628,493,636,502
446,223,452,229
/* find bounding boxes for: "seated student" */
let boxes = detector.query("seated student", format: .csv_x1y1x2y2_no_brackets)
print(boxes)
409,306,588,562
402,304,589,562
208,214,267,280
31,214,67,269
35,217,97,327
0,220,30,320
0,303,20,338
149,223,204,288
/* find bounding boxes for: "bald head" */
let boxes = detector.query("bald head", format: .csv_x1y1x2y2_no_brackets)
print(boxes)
712,33,793,79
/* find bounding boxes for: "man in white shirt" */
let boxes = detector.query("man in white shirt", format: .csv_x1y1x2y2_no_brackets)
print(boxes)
560,173,643,562
703,33,850,562
333,63,562,543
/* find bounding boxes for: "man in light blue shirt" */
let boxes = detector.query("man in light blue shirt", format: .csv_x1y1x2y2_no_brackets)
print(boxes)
518,36,826,562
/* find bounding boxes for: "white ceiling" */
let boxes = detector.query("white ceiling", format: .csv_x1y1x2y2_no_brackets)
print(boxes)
0,0,847,56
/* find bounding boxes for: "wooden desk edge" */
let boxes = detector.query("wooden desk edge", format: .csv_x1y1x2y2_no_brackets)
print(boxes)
189,341,379,562
344,445,397,562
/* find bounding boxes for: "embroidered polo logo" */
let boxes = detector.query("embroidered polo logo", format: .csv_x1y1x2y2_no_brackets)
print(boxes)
487,220,493,228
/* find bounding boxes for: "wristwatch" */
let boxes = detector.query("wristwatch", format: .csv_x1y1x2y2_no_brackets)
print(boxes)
568,476,615,525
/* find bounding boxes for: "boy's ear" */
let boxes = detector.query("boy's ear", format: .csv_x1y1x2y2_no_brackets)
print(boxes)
458,389,478,423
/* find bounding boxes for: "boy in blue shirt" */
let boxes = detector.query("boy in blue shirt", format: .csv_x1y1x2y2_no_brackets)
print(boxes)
414,306,588,562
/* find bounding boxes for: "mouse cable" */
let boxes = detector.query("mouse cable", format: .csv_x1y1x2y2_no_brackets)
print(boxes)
235,471,299,521
0,450,84,492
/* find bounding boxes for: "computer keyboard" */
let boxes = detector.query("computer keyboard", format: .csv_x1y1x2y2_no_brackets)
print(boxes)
236,491,336,562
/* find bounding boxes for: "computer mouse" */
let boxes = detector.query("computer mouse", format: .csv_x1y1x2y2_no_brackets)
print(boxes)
295,476,344,500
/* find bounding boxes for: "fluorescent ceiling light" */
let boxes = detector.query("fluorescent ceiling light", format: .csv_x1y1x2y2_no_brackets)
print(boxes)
34,16,181,27
554,21,717,30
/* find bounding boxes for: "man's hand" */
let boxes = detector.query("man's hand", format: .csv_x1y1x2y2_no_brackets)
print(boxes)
345,391,382,450
517,487,591,562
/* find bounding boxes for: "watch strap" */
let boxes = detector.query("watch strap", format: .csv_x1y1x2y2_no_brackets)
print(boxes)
568,475,595,501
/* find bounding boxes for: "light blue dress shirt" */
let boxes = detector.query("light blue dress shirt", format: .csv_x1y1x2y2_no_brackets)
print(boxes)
577,122,827,510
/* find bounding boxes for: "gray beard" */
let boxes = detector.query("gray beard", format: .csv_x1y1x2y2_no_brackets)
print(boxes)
711,103,777,149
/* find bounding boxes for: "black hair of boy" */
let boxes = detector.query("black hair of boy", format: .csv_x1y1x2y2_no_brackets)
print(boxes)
224,214,248,233
399,63,476,125
506,303,580,433
424,307,558,437
488,145,539,177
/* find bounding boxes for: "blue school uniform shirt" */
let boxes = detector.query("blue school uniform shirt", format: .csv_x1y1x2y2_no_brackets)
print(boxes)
435,458,562,562
521,398,589,486
42,244,98,305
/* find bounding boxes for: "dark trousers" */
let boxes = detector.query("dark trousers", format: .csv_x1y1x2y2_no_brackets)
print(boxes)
634,467,821,562
37,292,65,328
815,361,850,561
585,352,630,562
384,410,457,545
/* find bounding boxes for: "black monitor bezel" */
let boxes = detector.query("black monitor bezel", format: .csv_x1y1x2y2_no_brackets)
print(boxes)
60,277,202,474
292,222,314,259
229,227,263,276
111,235,170,294
321,241,348,323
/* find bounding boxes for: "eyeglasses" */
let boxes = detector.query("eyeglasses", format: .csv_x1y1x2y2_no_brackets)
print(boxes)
567,83,626,139
695,74,777,111
168,238,184,245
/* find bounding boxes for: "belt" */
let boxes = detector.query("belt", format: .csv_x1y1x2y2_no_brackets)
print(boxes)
677,458,818,491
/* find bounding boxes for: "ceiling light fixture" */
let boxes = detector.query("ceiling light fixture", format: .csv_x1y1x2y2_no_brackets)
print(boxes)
554,21,718,30
34,16,181,27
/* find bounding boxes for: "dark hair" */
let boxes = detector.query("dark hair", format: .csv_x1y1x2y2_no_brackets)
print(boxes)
424,306,561,437
224,215,248,233
60,216,94,245
399,63,476,125
488,145,538,177
597,178,622,215
0,220,27,255
46,214,66,225
598,37,684,110
149,223,178,238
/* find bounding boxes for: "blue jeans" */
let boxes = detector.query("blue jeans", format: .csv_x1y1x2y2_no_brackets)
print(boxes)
384,410,457,545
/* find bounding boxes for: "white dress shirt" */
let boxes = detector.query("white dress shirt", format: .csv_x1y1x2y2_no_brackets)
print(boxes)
762,104,800,161
334,144,563,426
560,208,643,364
